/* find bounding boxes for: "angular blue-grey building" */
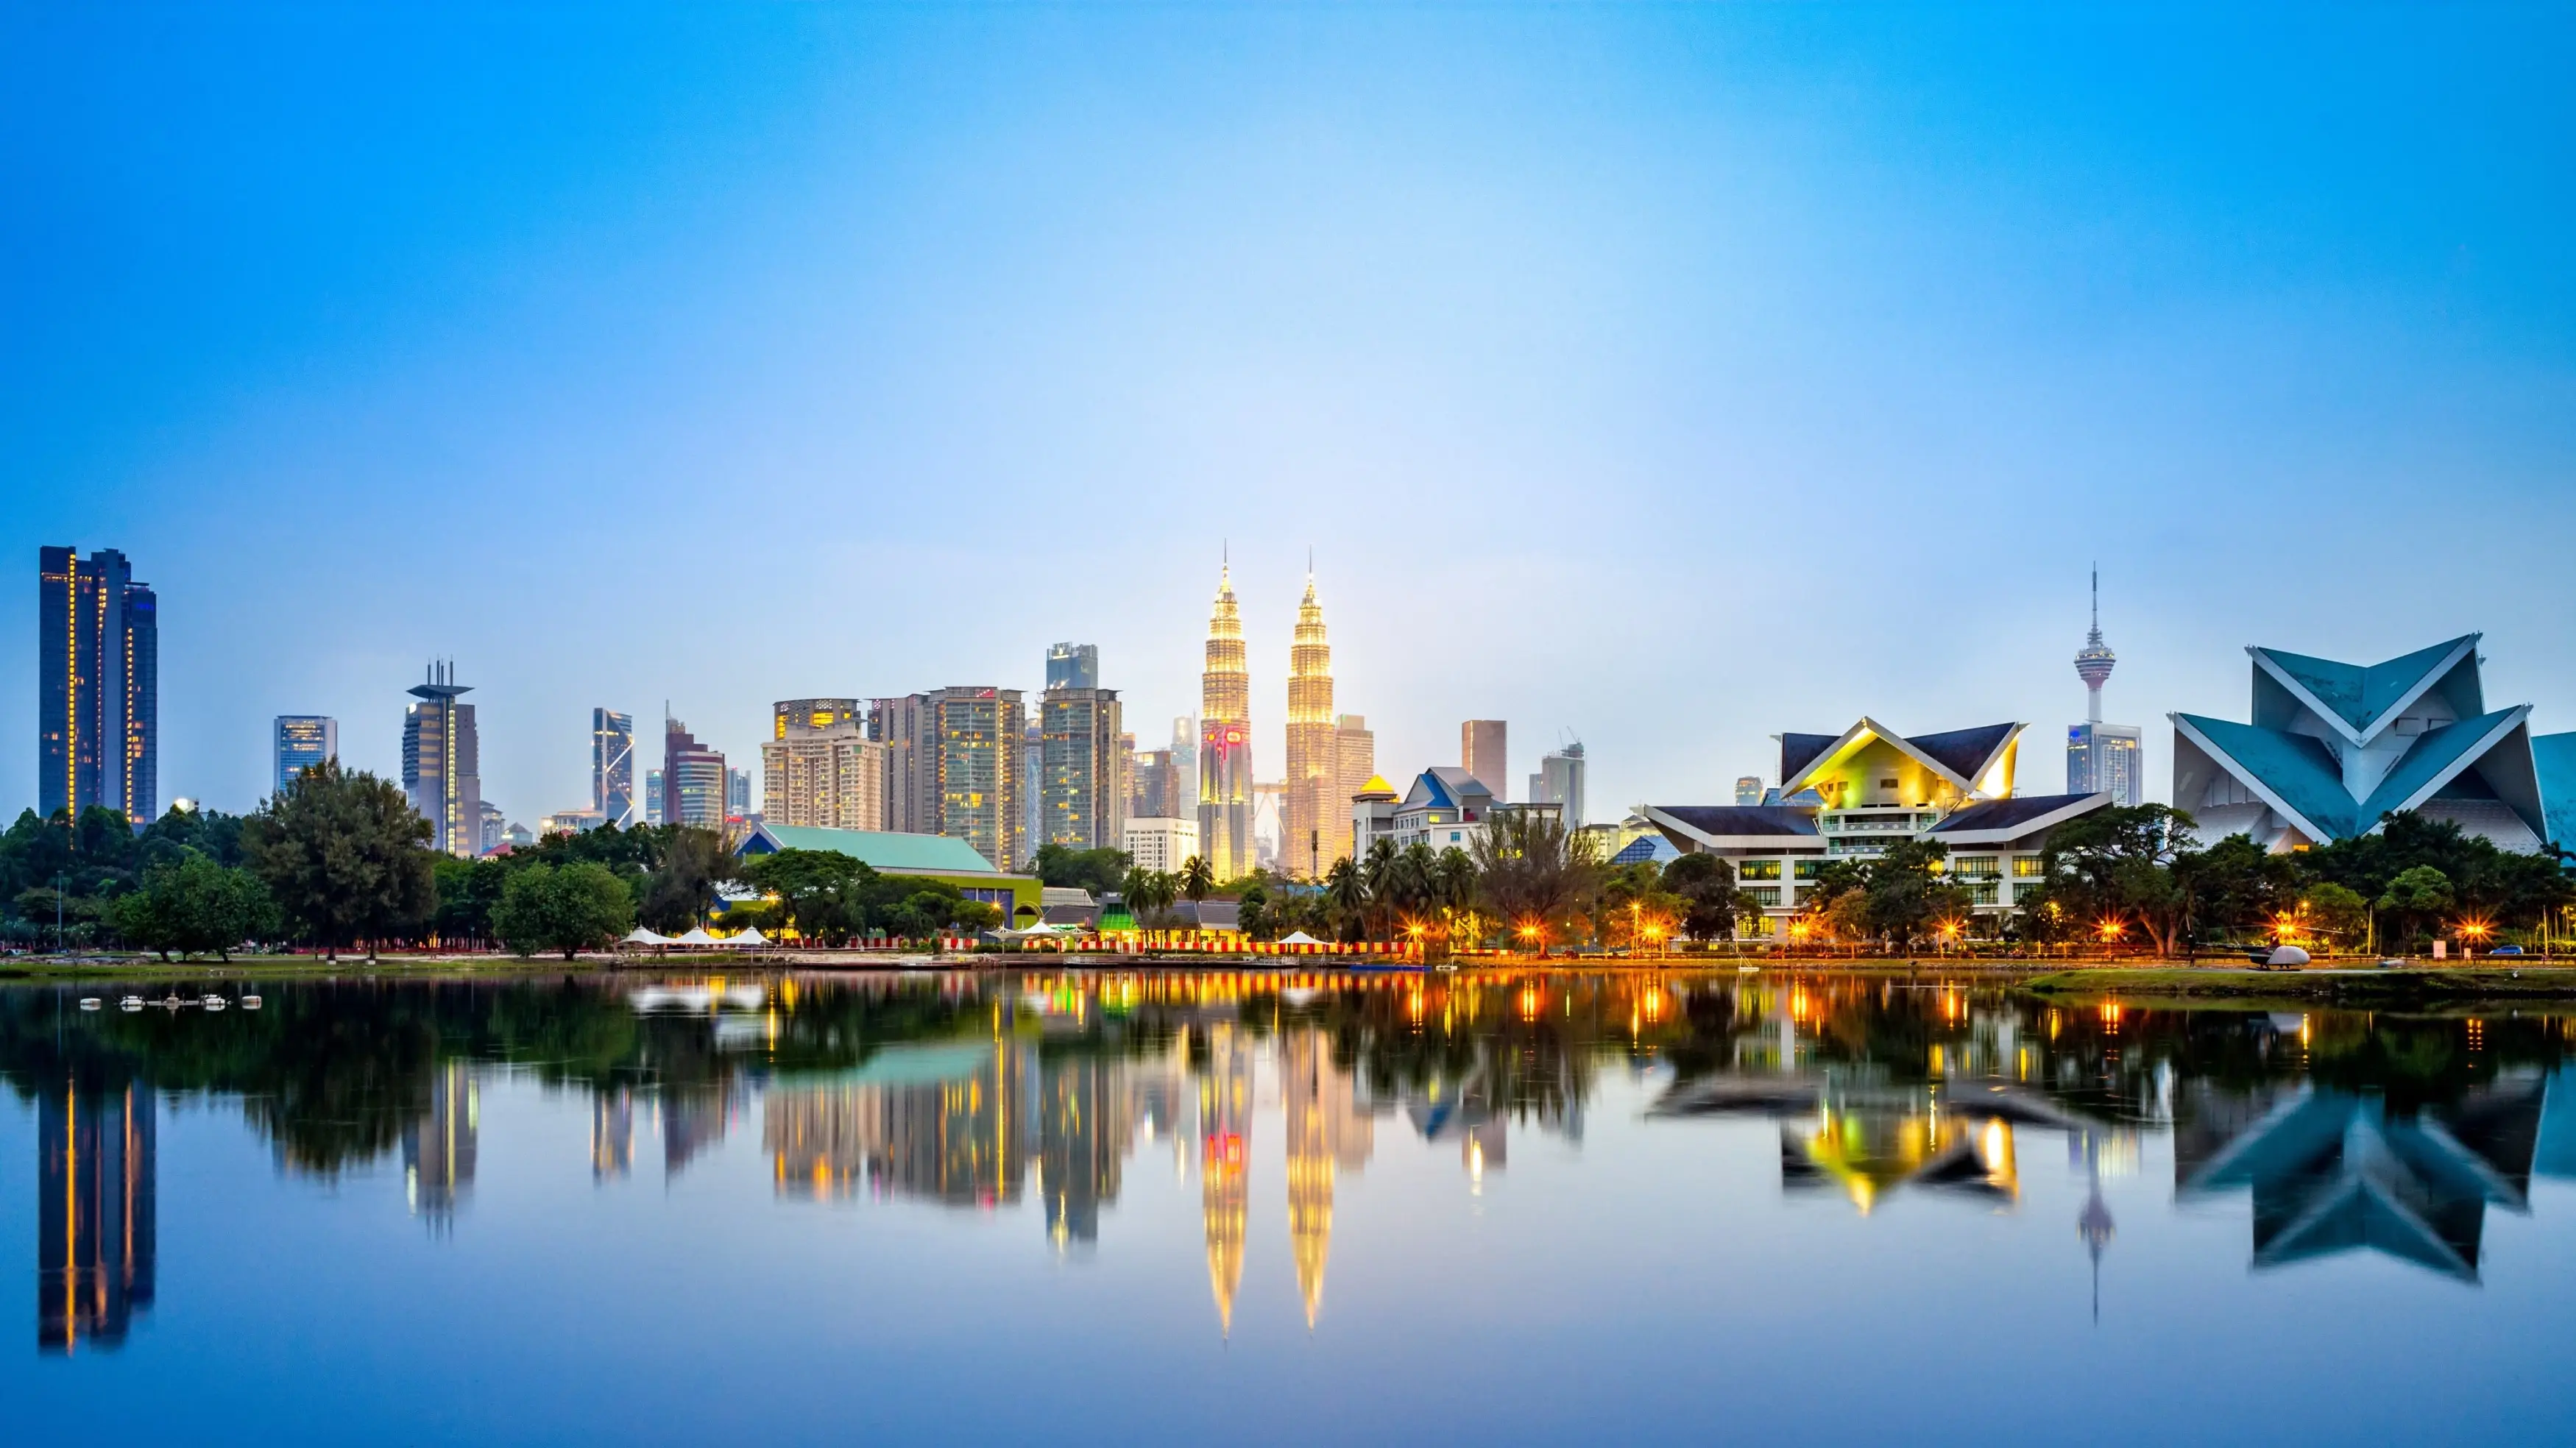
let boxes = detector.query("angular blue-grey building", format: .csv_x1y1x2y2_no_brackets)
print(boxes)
2170,634,2551,853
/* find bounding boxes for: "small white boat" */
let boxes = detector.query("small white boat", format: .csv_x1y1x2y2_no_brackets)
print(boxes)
241,995,263,1009
204,995,227,1012
78,998,101,1011
120,995,144,1012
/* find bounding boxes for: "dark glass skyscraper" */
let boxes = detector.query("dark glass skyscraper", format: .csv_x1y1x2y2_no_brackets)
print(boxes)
38,547,158,823
592,709,634,824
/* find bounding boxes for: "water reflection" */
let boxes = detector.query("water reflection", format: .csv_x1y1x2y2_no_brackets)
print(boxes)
8,971,2576,1357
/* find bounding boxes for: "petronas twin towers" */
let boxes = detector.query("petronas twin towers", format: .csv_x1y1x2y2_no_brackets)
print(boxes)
1197,558,1347,879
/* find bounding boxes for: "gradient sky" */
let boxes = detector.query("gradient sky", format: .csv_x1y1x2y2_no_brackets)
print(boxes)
6,3,2572,826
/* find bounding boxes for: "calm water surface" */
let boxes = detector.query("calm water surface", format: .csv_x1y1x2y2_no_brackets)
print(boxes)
7,968,2576,1445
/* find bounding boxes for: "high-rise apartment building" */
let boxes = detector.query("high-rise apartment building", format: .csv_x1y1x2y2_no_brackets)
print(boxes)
762,720,886,831
1284,572,1339,879
1735,776,1764,806
1334,715,1376,860
1198,567,1253,878
1045,642,1099,692
871,687,1027,870
2067,570,2144,807
1462,720,1508,803
403,662,481,856
39,546,158,823
273,715,338,796
1041,686,1125,851
1528,741,1586,828
644,770,665,826
773,698,863,738
592,709,634,824
662,717,727,829
1022,717,1044,856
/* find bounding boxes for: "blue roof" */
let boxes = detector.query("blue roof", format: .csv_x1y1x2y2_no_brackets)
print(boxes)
2358,708,2524,822
2176,714,2357,838
1649,805,1820,839
737,823,1001,874
1927,793,2103,835
1779,733,1839,783
1906,723,2019,783
2537,731,2576,851
2254,635,2474,737
1610,834,1680,866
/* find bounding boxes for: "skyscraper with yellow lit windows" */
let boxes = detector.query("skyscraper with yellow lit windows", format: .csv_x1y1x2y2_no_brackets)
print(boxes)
1197,564,1253,878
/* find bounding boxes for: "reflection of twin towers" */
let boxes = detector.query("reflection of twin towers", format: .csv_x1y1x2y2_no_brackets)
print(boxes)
760,1026,1373,1333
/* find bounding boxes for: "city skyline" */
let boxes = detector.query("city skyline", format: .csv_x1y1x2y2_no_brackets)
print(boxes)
8,9,2575,829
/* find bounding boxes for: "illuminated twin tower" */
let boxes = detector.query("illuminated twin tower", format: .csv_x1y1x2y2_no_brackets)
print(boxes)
1197,558,1367,879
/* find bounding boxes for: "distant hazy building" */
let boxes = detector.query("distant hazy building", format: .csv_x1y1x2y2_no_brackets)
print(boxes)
727,767,752,820
1128,748,1178,820
774,698,863,739
1198,567,1254,877
1022,717,1044,856
1124,815,1200,873
1045,642,1100,692
762,720,888,831
477,800,507,856
273,715,337,796
871,687,1028,870
403,662,481,856
1462,720,1507,803
2067,571,2145,808
1734,776,1764,806
539,808,606,835
40,546,158,823
1528,741,1586,828
592,709,634,825
644,770,665,826
662,717,727,829
1042,686,1125,851
1172,715,1198,813
1334,716,1376,860
1284,572,1340,879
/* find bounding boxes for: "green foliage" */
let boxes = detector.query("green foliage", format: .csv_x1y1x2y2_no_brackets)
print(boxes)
1032,844,1131,895
491,862,637,959
737,847,871,945
105,853,278,960
241,759,437,958
1178,854,1215,904
1660,852,1746,941
2310,813,2571,927
635,826,737,932
2377,865,2456,944
431,856,512,945
2302,881,2371,944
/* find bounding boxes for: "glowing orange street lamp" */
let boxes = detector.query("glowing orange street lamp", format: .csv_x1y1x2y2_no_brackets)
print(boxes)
2096,917,2127,945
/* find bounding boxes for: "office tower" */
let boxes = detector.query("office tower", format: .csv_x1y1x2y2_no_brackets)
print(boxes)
1198,567,1253,878
402,1062,478,1230
39,546,158,823
727,767,751,819
1116,732,1138,828
1123,814,1199,873
1044,642,1099,692
1284,569,1339,878
273,716,338,796
1334,715,1376,861
403,662,482,856
592,709,634,824
1022,717,1044,856
1461,720,1508,803
1128,748,1178,820
1042,686,1125,851
1529,740,1587,827
2067,569,2145,806
645,770,665,826
662,717,727,829
1172,716,1198,812
871,688,1027,870
1735,776,1764,806
38,1082,155,1352
762,719,888,831
773,698,863,738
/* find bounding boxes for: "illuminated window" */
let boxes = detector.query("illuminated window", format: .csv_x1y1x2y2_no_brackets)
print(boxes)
1738,859,1782,881
1794,859,1828,880
2012,856,2045,878
1744,887,1781,906
1950,856,1998,877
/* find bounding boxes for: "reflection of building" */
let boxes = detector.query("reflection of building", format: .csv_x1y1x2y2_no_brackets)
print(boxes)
1038,1055,1130,1247
762,1041,1034,1204
2173,634,2549,852
1198,567,1254,879
403,663,481,856
38,1082,156,1352
592,1089,635,1181
1653,1074,2089,1214
1200,1025,1252,1335
662,1086,737,1179
40,545,157,823
274,714,337,796
2177,1078,2544,1281
403,1062,479,1227
1284,572,1340,879
1283,1031,1373,1326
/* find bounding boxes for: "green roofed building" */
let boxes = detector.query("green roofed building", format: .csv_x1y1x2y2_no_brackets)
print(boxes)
2172,634,2551,853
735,821,1042,923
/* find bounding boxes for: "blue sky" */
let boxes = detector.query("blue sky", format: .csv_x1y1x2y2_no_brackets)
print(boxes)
5,3,2572,825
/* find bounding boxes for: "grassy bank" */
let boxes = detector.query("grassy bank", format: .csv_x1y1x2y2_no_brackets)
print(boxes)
2017,965,2576,1006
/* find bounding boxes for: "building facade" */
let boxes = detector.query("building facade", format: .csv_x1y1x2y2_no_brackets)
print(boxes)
2067,571,2144,806
774,698,863,739
1041,686,1125,851
1198,567,1253,878
871,687,1028,870
1284,572,1339,879
592,709,634,825
1172,715,1198,814
1462,720,1507,803
1123,815,1200,873
644,770,665,826
1529,741,1586,828
273,715,337,797
761,720,887,831
662,717,727,830
727,767,752,820
1334,716,1375,856
39,546,158,823
1045,642,1099,692
1734,776,1764,806
403,662,481,856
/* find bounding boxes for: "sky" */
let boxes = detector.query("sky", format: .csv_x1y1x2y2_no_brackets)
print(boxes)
4,2,2573,827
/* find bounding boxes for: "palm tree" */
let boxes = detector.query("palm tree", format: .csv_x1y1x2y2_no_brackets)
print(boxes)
1323,856,1367,943
1471,807,1605,948
1178,854,1215,904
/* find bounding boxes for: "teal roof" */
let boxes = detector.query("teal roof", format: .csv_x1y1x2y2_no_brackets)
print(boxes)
739,823,999,874
2538,731,2576,851
2359,708,2524,822
2253,635,2472,737
2176,714,2356,838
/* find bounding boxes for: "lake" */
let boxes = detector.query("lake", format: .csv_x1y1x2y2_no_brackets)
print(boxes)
7,968,2575,1445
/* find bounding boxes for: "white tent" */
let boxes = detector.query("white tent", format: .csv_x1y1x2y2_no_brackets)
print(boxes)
1277,930,1323,945
729,927,770,947
621,928,671,946
673,927,721,947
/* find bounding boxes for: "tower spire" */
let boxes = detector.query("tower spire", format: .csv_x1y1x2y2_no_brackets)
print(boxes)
2074,567,2116,724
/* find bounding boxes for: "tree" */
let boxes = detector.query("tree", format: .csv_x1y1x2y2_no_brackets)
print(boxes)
738,848,872,945
1661,853,1744,942
2377,865,2455,948
1861,839,1973,952
431,856,512,948
1033,844,1131,896
1178,854,1215,905
1237,883,1273,940
2029,804,2198,957
492,862,637,959
2301,881,2371,948
1322,857,1369,943
1469,809,1604,948
2171,833,2298,950
637,826,737,932
241,759,436,960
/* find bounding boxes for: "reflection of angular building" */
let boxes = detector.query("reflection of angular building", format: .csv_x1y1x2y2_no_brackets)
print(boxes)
403,1062,479,1228
2177,1077,2544,1281
2172,635,2549,852
762,1041,1035,1205
1200,1025,1252,1335
38,1082,156,1352
592,1089,635,1181
661,1085,737,1179
1038,1055,1130,1247
1197,567,1254,879
1282,1031,1373,1327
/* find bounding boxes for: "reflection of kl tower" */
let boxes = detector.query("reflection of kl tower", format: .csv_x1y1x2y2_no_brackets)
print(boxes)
2077,1133,2115,1324
39,1082,157,1352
